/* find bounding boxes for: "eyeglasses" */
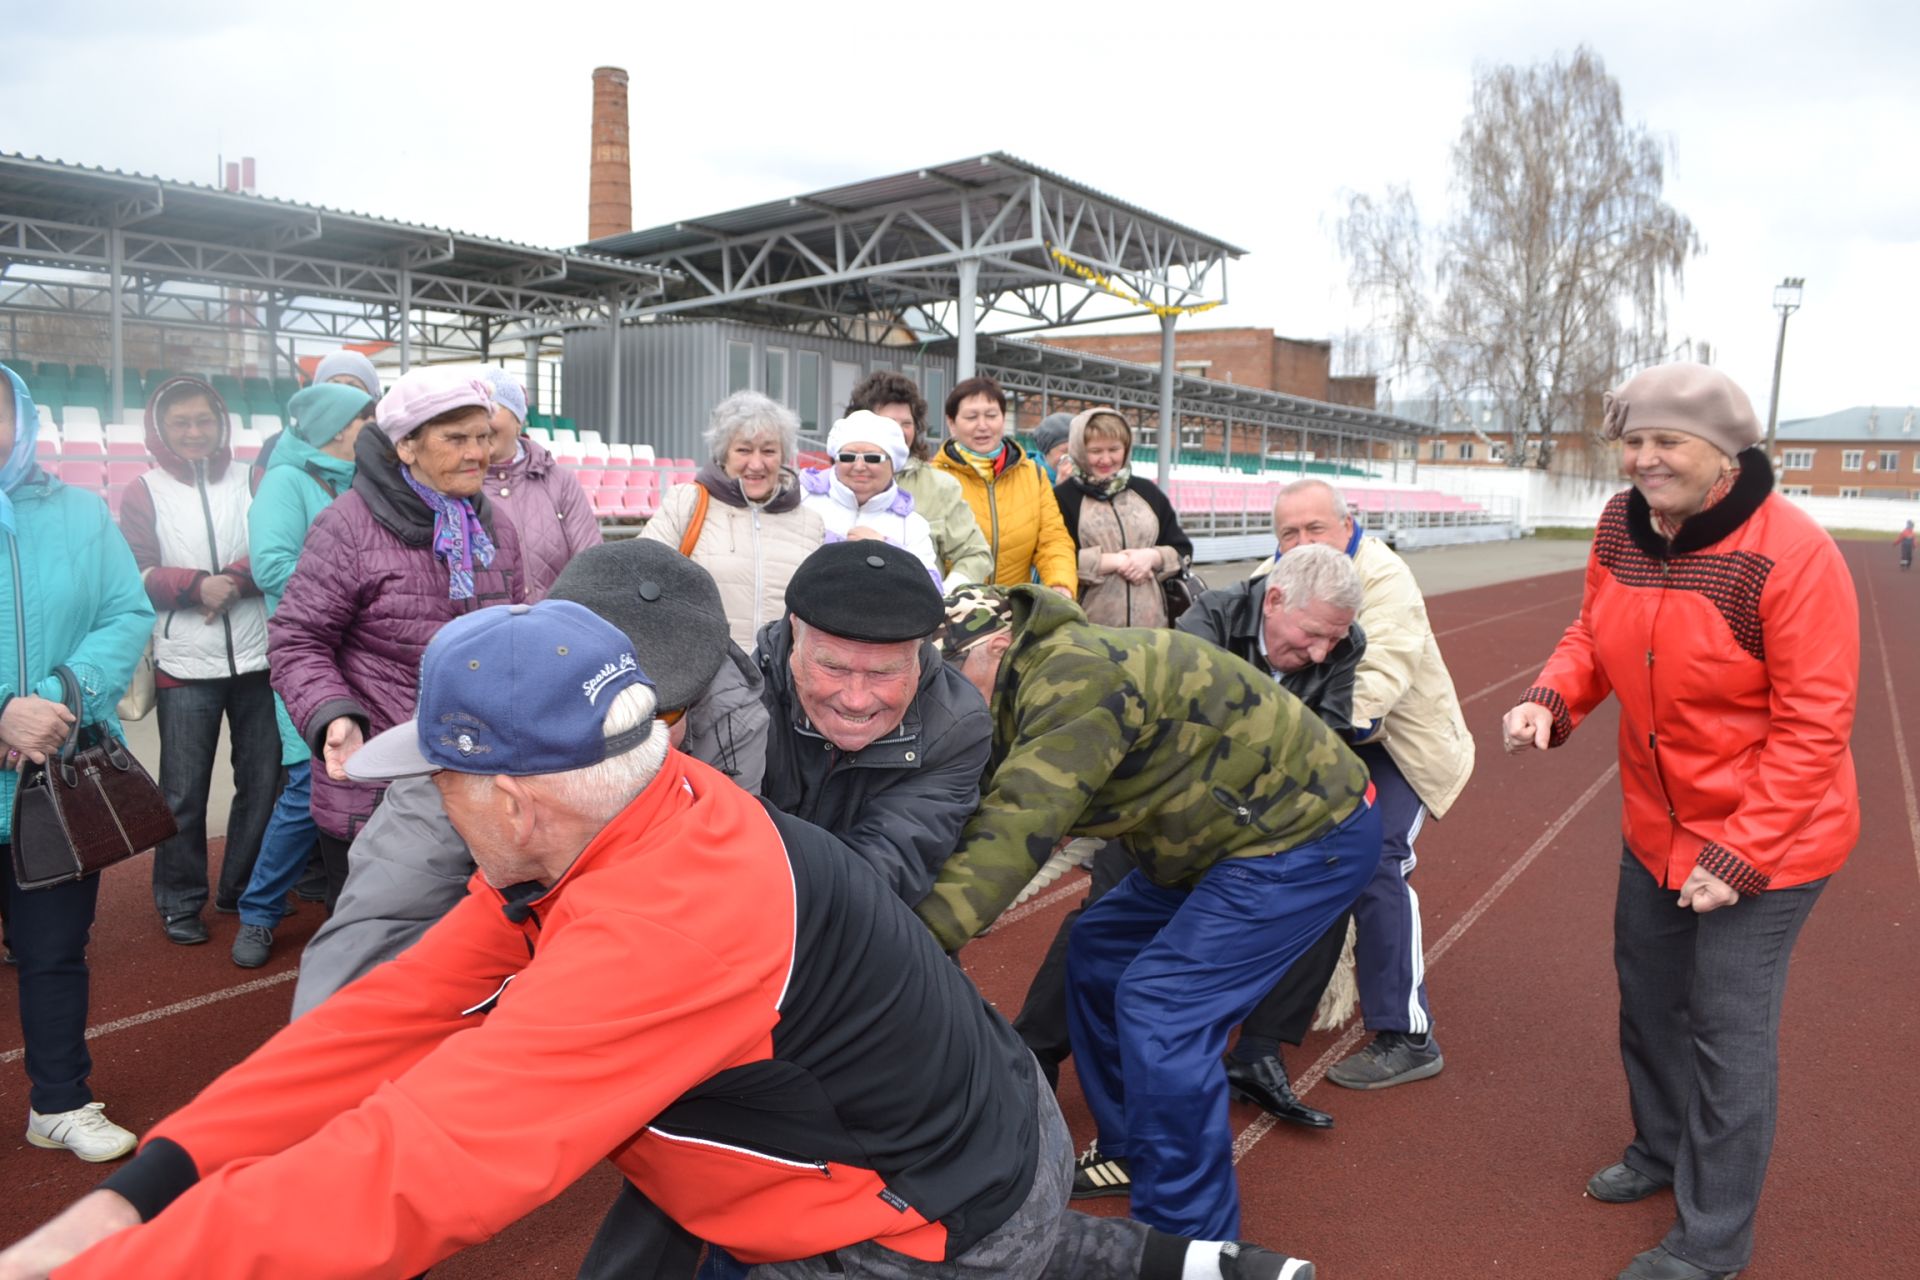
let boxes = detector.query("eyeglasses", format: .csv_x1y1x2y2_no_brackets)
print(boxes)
836,451,888,465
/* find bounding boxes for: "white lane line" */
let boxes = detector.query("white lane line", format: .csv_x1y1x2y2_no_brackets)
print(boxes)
1862,566,1920,879
1435,591,1581,640
1460,665,1535,707
0,970,297,1065
1234,761,1621,1163
990,873,1092,931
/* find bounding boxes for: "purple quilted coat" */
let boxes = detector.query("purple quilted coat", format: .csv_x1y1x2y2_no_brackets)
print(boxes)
268,429,525,839
480,434,600,601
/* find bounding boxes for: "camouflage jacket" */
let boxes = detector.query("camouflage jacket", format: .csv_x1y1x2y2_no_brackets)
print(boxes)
916,586,1371,951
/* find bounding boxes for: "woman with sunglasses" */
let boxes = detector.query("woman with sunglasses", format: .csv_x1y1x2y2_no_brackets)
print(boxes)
798,412,940,581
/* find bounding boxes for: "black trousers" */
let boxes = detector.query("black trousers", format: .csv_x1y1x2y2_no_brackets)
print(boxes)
3,847,102,1113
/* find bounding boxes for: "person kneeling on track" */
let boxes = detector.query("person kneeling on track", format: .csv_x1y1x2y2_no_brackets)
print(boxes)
922,585,1379,1245
0,600,1315,1280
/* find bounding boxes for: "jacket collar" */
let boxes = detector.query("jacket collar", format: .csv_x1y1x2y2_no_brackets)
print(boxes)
486,433,554,483
1625,448,1773,560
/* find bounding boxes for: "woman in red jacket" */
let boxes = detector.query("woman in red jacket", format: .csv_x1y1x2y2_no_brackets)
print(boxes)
1502,364,1858,1280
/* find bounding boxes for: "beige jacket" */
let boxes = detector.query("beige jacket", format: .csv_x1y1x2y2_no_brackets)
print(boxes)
641,482,825,652
1254,535,1474,816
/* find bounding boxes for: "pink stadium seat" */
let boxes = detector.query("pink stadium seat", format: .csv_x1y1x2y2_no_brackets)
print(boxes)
624,469,659,491
35,438,59,459
232,443,260,463
62,439,104,457
575,468,608,491
60,460,107,490
668,469,696,486
590,488,624,518
107,460,147,486
106,440,147,457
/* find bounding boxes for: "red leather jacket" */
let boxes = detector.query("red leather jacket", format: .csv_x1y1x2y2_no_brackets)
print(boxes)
1524,454,1859,894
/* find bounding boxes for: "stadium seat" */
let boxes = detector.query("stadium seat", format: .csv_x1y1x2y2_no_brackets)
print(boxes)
630,443,656,462
34,437,59,461
248,413,282,434
575,468,608,491
60,405,102,433
106,440,147,458
526,426,553,445
107,460,147,486
105,422,144,444
59,460,107,490
607,443,633,465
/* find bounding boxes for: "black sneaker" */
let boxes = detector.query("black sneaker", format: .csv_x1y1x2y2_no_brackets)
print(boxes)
231,924,274,970
1070,1142,1131,1200
1220,1240,1315,1279
1326,1030,1444,1090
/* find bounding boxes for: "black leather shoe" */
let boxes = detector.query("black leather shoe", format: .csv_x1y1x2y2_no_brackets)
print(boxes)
163,914,209,946
1587,1162,1670,1203
1617,1244,1738,1279
1226,1054,1334,1129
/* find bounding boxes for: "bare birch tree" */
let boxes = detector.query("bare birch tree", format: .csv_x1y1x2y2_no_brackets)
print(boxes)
1339,46,1701,468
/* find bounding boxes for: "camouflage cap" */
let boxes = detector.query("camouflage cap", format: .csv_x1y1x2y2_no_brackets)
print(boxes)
939,586,1015,661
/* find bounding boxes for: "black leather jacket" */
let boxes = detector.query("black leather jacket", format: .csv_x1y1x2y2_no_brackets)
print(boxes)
1176,577,1366,732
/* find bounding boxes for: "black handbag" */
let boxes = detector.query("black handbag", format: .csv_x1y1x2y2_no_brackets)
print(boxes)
1161,556,1205,623
9,666,176,890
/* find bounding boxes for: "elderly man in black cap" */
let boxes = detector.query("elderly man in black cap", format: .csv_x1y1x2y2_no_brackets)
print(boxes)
289,538,770,1015
754,539,993,904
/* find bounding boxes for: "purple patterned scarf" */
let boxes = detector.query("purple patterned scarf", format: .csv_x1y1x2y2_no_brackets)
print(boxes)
401,465,496,599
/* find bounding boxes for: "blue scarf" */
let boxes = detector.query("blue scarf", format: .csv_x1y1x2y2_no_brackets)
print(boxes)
400,466,496,600
1,366,42,536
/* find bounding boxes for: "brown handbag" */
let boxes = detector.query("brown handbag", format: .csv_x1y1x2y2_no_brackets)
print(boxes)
1161,556,1205,624
9,666,177,890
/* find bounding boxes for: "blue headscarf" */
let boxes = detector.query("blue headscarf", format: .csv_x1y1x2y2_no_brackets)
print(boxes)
1,363,44,536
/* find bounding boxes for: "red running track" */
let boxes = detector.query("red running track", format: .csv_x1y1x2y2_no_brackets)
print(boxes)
2,542,1915,1277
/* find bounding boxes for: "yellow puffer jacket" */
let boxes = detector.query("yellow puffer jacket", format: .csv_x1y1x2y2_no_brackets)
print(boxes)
930,439,1077,595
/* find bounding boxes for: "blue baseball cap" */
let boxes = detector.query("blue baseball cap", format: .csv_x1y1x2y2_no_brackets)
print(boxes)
347,600,653,781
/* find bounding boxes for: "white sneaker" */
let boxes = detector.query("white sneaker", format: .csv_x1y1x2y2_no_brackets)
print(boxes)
26,1102,138,1162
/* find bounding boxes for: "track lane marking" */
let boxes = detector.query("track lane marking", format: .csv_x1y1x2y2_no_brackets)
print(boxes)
1434,591,1581,640
991,872,1092,931
1861,563,1920,880
1,970,297,1065
1234,761,1621,1162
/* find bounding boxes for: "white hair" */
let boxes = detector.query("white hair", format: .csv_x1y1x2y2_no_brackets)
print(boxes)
1274,478,1350,521
459,682,668,824
1265,542,1363,613
704,390,800,469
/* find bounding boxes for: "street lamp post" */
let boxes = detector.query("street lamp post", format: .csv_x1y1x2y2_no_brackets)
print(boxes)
1763,277,1805,463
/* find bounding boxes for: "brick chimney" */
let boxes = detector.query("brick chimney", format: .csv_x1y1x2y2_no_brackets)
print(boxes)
589,67,632,242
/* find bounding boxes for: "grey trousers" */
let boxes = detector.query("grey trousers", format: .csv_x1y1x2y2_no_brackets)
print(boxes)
1614,850,1826,1272
749,1066,1151,1278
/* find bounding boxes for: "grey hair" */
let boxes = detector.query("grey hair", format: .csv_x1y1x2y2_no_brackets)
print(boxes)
1274,478,1350,521
1265,542,1363,613
704,390,800,469
458,682,668,825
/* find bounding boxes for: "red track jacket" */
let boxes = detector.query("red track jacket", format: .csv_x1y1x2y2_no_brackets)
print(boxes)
1524,455,1859,894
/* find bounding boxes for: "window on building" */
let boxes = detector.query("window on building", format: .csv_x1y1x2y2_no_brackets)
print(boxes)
1430,440,1445,461
1781,485,1812,497
766,348,789,405
1839,487,1862,498
1841,450,1863,471
1490,443,1506,462
1781,449,1813,470
795,352,821,434
1879,450,1899,472
1459,442,1476,460
1913,453,1920,473
726,342,753,394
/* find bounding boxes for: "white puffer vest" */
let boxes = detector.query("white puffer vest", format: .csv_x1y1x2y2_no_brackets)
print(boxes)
142,463,270,679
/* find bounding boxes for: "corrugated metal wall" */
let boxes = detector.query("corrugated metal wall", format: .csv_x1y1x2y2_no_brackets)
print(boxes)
564,319,957,461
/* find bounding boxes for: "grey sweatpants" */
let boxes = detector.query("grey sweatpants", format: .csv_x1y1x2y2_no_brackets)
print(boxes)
749,1065,1152,1278
1613,850,1826,1272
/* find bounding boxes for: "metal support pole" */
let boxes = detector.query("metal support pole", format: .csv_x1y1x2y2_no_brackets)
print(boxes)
1156,312,1176,490
264,299,281,386
955,258,979,382
1224,412,1233,470
605,291,623,441
398,269,413,373
107,228,125,421
524,339,539,415
1763,306,1795,461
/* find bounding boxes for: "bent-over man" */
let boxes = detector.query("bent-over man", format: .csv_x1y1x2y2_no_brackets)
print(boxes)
0,600,1315,1280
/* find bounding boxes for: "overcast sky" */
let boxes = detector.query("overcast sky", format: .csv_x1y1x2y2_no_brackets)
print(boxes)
4,0,1914,421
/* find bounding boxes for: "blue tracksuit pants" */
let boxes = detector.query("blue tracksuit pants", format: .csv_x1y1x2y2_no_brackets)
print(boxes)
1352,744,1433,1035
1065,797,1382,1239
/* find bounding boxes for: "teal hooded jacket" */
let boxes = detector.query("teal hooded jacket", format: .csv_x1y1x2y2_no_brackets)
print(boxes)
250,390,359,764
0,364,156,830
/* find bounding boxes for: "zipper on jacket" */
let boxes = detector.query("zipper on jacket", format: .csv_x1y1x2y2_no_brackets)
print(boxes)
1646,565,1681,836
985,472,1002,581
7,535,27,702
1112,498,1134,627
644,1127,832,1177
750,506,766,636
194,462,239,678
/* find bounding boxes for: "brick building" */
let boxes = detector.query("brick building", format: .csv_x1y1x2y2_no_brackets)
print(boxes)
1035,326,1377,406
1771,406,1920,499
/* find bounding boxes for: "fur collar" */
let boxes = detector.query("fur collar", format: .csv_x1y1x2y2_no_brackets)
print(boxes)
1625,448,1773,559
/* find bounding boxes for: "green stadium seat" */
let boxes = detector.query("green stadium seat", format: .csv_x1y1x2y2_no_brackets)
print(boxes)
35,362,71,386
554,417,577,434
72,364,107,384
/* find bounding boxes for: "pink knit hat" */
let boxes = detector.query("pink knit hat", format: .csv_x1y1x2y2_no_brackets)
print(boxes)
1601,363,1762,458
375,367,494,444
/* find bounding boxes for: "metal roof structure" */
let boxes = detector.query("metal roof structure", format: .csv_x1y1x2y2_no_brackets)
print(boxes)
587,153,1241,367
0,152,672,413
1775,405,1919,442
976,336,1430,443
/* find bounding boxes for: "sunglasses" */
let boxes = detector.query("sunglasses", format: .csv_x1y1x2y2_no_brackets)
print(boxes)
836,451,888,465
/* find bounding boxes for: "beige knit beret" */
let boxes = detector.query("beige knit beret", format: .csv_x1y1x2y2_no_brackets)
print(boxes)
1600,363,1762,458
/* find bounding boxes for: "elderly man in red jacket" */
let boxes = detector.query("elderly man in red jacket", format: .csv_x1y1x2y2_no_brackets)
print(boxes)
0,601,1315,1280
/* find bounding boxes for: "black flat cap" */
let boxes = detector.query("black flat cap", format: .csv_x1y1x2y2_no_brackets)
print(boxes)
547,540,729,713
786,540,944,643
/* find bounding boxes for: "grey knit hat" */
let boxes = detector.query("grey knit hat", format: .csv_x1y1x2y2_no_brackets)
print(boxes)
547,541,729,713
1032,412,1074,455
